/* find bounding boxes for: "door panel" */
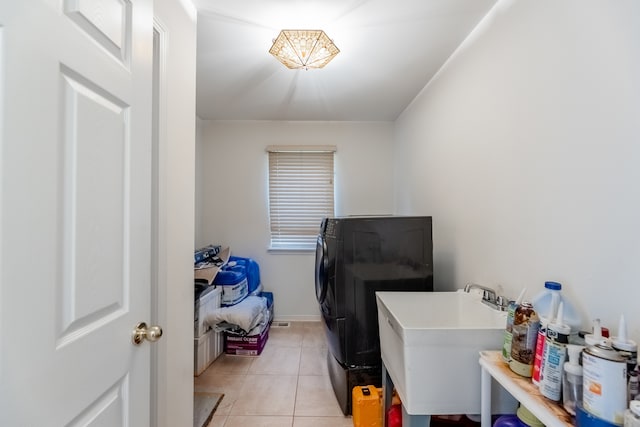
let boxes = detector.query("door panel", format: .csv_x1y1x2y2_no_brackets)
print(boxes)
64,0,132,65
66,376,129,426
0,0,153,424
57,67,130,345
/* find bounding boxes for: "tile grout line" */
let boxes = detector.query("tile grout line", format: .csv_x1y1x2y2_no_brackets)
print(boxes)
204,322,342,426
291,326,307,427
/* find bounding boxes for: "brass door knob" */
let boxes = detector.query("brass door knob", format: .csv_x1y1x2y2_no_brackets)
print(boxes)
132,322,163,345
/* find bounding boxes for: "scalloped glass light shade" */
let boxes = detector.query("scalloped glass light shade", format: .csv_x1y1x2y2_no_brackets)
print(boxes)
269,30,340,70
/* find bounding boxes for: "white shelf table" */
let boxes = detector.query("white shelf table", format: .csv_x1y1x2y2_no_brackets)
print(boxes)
479,351,573,427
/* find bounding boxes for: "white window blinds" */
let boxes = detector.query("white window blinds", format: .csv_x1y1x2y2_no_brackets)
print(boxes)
267,145,336,250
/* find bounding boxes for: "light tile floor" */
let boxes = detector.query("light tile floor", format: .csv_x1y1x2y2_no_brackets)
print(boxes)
195,321,353,427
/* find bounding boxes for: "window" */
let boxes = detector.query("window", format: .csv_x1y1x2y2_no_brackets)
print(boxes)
267,145,336,250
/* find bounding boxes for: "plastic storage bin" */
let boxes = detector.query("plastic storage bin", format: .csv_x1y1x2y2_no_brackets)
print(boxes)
261,291,274,323
229,256,261,295
213,264,249,306
194,286,221,337
194,328,223,376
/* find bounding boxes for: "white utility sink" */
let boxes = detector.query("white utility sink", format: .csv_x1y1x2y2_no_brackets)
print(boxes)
376,291,517,416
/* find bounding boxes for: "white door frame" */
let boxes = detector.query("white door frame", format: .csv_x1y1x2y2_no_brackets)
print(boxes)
150,1,198,425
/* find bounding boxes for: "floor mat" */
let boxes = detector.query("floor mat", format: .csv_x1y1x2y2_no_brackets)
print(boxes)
193,392,224,427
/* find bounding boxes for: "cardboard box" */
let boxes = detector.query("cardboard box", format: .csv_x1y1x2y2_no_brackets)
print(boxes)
224,322,269,356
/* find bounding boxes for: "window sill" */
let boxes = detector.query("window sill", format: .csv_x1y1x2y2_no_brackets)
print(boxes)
267,246,315,254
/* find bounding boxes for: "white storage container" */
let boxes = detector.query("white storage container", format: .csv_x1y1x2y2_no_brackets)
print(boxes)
194,328,223,376
195,286,222,338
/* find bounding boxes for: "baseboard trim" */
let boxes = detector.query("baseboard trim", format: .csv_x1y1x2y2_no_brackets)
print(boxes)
273,314,321,322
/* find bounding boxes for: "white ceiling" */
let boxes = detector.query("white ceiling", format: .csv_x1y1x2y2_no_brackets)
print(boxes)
194,0,497,121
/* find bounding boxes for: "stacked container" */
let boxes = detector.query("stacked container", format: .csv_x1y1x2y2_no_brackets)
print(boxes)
194,286,223,375
229,255,261,295
214,263,249,306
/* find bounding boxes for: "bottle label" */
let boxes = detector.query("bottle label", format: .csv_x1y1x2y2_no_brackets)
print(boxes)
502,331,513,362
532,328,546,385
502,302,518,362
583,350,628,425
509,303,540,377
511,321,539,366
540,340,567,401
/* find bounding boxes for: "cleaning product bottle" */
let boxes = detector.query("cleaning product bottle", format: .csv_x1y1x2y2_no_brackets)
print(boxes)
532,303,555,386
629,371,639,402
387,389,402,427
531,281,581,334
387,405,402,427
540,302,570,401
563,344,585,416
612,314,638,379
503,288,526,362
510,301,540,377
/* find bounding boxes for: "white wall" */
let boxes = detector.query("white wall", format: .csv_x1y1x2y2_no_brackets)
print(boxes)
394,0,640,340
196,120,395,319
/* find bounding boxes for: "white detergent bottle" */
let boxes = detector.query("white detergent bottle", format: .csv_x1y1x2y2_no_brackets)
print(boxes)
532,281,581,334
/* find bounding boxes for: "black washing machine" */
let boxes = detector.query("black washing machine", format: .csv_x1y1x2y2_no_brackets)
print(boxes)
315,216,434,415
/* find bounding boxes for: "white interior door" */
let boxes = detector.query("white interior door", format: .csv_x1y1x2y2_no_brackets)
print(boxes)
0,0,155,425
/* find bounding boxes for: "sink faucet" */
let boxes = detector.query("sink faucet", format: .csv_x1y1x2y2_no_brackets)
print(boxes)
463,283,509,311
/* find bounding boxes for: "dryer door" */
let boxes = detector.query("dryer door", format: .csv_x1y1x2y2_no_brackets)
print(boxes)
315,235,328,304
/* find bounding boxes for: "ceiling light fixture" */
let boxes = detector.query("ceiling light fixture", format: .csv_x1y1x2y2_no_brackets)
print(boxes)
269,30,339,70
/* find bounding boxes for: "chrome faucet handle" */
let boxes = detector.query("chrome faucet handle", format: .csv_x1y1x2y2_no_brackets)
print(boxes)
495,295,510,311
482,289,497,303
464,283,497,299
464,283,510,311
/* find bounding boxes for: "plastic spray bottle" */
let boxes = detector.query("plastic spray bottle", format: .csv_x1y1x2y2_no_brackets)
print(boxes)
503,289,526,362
540,302,570,401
